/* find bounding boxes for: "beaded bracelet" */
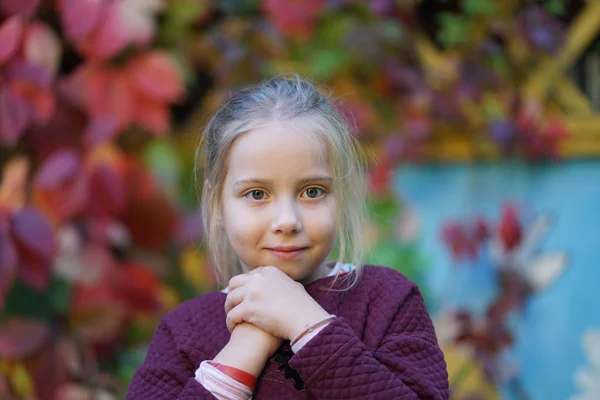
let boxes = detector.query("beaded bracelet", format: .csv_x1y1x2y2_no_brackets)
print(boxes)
290,314,336,347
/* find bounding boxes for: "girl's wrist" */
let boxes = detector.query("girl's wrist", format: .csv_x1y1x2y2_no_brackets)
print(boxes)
287,310,333,342
213,339,270,377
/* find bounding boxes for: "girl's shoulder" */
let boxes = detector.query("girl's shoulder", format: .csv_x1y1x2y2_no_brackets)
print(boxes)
356,264,418,293
160,291,226,333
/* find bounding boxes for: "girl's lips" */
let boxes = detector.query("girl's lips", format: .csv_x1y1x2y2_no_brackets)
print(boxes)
266,247,308,260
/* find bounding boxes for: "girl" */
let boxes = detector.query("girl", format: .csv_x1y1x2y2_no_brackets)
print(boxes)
127,76,449,399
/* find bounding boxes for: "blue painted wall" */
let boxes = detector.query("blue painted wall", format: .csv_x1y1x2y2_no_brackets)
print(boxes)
395,160,600,400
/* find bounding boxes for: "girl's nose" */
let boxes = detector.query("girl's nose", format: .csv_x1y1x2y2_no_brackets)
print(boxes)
270,200,302,234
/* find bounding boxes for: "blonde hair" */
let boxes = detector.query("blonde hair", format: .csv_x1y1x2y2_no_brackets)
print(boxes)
196,75,367,289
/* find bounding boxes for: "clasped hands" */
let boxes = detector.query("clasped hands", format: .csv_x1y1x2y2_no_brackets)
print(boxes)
224,266,331,343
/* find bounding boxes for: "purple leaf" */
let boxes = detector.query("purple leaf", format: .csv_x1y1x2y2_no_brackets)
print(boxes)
84,117,119,148
490,119,517,153
5,60,54,88
11,207,56,259
34,149,80,189
176,210,204,246
0,85,30,145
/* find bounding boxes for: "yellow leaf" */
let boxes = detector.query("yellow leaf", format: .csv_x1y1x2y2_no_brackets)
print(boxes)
443,345,500,399
159,284,180,310
181,247,208,291
8,362,34,398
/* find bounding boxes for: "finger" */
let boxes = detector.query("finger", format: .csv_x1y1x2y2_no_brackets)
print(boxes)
224,286,245,314
228,274,251,291
247,266,265,275
226,302,251,332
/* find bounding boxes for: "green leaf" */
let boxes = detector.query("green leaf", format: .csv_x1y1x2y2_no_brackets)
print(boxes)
543,0,566,17
461,0,495,16
437,13,468,48
49,278,72,314
310,49,350,79
2,280,53,319
377,20,404,43
215,0,260,14
143,139,182,198
367,195,399,231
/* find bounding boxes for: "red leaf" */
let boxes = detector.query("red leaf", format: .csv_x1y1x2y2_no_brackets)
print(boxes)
0,222,17,310
0,318,49,359
57,65,92,107
85,3,128,60
34,171,90,223
262,0,323,39
121,162,179,250
23,22,62,77
58,0,104,40
70,282,126,344
22,339,73,400
25,86,55,122
128,52,183,101
0,0,40,19
498,204,522,251
19,258,53,291
368,159,392,196
11,207,56,259
86,69,135,131
0,15,23,65
114,263,161,312
88,164,127,217
133,96,170,135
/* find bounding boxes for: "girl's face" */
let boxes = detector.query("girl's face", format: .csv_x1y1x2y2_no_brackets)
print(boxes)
221,120,337,284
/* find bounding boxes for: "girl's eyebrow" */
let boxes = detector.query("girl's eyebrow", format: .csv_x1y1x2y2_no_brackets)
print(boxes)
233,176,332,187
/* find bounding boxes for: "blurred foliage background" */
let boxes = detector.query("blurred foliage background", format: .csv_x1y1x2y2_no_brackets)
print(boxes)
1,0,599,399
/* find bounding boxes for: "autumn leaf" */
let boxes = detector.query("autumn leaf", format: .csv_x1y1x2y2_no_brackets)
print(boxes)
23,22,62,77
0,221,17,310
128,51,184,102
262,0,324,39
0,319,49,359
11,207,56,261
113,262,162,313
69,282,127,344
58,0,103,40
0,0,40,19
0,15,23,66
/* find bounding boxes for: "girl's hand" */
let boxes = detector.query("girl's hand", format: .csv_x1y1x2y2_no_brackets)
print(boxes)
224,266,332,341
213,322,282,377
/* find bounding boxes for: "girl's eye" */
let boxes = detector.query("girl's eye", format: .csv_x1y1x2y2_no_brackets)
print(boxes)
302,187,324,199
246,190,266,200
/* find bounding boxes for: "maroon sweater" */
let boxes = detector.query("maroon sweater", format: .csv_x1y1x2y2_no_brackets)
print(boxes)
126,265,449,399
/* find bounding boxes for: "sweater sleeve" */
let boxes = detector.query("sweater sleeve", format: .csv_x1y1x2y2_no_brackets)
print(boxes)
288,287,449,400
126,318,216,400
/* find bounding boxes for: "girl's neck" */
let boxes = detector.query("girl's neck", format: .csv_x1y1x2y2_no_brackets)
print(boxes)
299,261,335,286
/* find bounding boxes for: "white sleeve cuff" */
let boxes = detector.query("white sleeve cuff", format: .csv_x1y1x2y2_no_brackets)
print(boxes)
195,360,253,400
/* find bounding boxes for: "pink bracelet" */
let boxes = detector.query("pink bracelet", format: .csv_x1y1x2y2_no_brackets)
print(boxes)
290,315,336,347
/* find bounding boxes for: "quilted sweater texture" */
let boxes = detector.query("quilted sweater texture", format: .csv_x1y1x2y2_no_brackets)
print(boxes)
126,265,449,399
